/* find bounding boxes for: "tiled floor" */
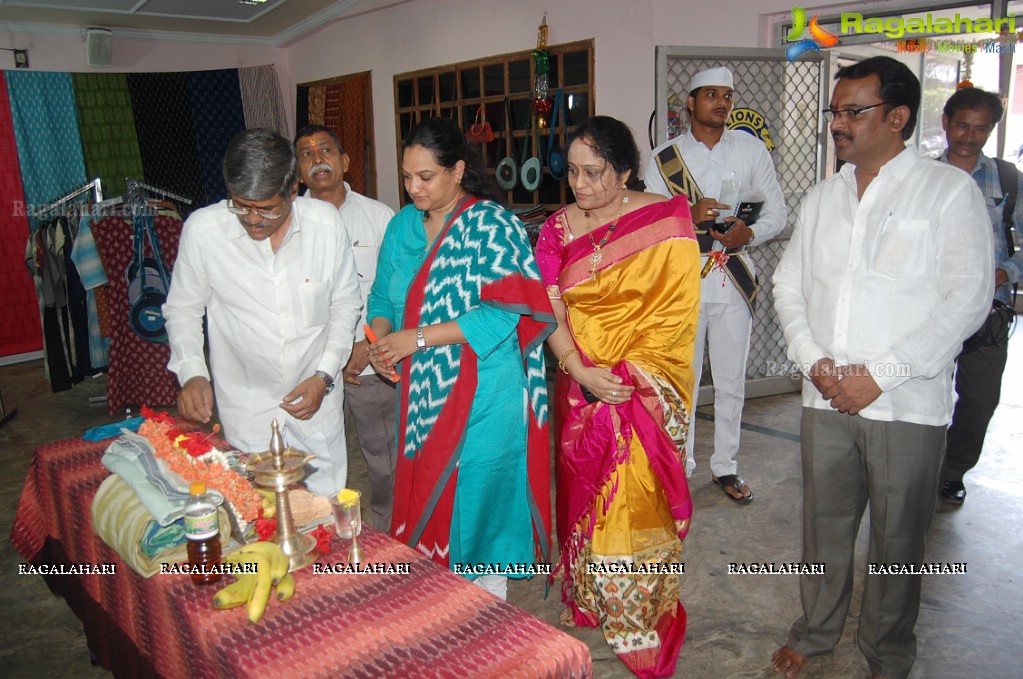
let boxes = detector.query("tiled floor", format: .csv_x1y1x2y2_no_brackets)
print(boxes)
1,330,1020,678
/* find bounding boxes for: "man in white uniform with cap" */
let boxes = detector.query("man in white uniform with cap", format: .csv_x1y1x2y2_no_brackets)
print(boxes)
645,66,786,504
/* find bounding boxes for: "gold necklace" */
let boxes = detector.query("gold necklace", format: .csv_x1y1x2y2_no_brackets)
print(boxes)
584,193,629,279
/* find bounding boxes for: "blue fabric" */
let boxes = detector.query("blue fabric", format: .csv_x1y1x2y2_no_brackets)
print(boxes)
5,71,87,231
186,69,246,205
83,416,144,441
368,202,548,571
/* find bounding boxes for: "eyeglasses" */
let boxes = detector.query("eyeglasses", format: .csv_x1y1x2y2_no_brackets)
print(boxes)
821,102,887,123
226,199,286,220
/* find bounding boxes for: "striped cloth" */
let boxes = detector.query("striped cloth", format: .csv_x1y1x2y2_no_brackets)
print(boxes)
72,214,110,369
238,65,288,135
90,473,229,577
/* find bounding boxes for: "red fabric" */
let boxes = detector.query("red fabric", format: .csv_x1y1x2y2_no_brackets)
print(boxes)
391,198,478,564
10,435,593,679
0,75,43,357
91,215,182,414
337,76,368,196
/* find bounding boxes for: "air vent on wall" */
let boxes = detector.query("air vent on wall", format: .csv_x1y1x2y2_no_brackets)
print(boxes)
86,28,112,68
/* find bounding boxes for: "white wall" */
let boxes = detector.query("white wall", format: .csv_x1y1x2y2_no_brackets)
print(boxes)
286,0,850,207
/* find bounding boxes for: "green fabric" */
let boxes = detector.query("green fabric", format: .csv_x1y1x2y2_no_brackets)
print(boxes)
72,73,144,197
140,519,186,558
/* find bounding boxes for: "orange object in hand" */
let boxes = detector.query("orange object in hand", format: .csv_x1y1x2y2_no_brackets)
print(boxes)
363,324,401,382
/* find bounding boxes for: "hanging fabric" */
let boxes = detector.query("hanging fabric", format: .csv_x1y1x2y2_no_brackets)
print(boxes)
127,73,204,218
186,69,246,205
92,212,183,414
337,75,369,196
72,210,111,370
25,210,94,391
0,73,43,357
72,72,145,199
239,65,288,136
308,85,327,125
5,71,88,231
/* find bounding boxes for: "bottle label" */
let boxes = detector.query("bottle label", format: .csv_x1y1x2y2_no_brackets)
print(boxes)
184,508,218,540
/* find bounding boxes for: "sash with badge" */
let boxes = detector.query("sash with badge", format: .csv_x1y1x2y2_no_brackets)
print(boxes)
654,144,762,313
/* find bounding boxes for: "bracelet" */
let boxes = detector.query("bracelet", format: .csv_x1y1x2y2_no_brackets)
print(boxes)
558,348,579,374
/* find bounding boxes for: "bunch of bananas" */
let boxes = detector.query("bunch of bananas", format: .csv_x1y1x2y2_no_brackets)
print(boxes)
212,541,295,623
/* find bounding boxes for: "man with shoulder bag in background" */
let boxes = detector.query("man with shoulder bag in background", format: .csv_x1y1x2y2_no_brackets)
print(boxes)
937,86,1021,505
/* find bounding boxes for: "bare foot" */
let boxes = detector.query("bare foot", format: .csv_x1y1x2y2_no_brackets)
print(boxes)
559,607,576,627
771,646,807,678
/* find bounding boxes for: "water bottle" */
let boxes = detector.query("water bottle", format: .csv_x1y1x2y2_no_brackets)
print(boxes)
184,481,222,586
716,171,740,224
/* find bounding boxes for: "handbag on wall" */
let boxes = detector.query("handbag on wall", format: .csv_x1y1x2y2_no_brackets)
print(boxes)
496,98,519,190
126,214,171,343
546,89,568,180
521,119,542,192
467,105,494,144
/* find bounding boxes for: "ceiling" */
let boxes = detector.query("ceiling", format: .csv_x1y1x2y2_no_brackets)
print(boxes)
0,0,386,44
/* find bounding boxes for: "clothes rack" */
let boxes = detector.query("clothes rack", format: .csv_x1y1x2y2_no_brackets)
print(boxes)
124,179,192,207
35,178,103,217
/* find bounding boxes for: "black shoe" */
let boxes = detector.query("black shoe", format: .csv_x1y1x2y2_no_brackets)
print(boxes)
940,480,966,505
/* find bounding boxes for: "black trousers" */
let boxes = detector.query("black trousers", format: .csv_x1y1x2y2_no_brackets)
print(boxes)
941,341,1009,483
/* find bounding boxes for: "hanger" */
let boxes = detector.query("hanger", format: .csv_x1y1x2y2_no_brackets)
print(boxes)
36,178,103,217
124,179,193,207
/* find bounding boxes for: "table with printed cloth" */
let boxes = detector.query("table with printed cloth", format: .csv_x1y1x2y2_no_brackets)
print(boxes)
10,435,593,678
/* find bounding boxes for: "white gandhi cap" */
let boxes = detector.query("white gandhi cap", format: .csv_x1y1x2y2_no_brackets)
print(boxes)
688,66,734,93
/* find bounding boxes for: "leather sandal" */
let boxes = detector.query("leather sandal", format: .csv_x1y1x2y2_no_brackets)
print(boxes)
713,474,754,505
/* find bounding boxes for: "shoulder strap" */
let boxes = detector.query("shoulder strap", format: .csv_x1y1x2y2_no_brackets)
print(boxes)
654,144,704,204
994,158,1016,257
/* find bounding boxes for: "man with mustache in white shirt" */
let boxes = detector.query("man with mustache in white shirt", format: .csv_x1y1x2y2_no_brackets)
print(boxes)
295,125,398,530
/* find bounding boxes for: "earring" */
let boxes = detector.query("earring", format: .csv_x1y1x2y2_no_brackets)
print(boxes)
620,180,627,190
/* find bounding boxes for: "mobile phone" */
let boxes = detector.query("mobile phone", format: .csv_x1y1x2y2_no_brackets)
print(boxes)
711,220,735,234
580,386,599,403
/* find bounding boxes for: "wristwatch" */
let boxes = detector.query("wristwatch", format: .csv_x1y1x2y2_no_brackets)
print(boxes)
746,228,756,246
416,326,427,351
314,370,336,394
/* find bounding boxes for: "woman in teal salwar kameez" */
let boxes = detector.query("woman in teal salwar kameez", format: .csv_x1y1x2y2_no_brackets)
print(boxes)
366,117,555,598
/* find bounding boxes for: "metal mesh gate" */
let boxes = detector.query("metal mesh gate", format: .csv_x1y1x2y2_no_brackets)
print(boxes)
654,47,830,402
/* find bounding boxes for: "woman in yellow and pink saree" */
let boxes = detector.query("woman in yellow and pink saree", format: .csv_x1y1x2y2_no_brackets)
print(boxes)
536,116,701,678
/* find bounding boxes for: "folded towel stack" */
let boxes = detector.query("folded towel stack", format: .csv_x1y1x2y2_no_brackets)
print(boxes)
91,473,231,577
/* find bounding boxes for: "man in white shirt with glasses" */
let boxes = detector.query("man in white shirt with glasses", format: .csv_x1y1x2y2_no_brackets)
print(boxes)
771,57,990,679
165,128,363,497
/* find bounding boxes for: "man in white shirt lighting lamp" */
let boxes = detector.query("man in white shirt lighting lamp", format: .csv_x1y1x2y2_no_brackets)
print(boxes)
164,128,363,497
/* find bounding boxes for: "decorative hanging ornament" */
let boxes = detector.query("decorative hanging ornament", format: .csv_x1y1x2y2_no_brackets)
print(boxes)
531,13,552,120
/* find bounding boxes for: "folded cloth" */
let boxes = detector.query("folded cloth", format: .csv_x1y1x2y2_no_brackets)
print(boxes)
140,518,186,558
91,474,231,578
101,430,191,526
83,417,145,441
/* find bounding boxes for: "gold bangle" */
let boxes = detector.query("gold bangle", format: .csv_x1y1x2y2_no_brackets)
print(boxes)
558,348,579,374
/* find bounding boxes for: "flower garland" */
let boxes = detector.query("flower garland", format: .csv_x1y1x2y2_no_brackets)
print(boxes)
137,406,262,522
